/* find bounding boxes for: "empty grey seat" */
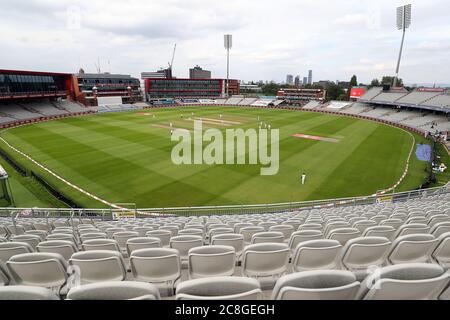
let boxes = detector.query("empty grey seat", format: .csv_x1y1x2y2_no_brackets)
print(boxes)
105,228,126,238
7,252,69,289
298,223,322,231
126,237,161,256
67,281,160,300
146,230,172,247
431,232,450,269
176,276,261,300
395,224,430,237
339,237,391,280
327,228,361,245
431,222,450,237
0,242,34,263
362,226,396,240
130,248,181,293
78,228,100,235
211,233,244,257
0,261,12,286
240,226,265,244
46,233,76,243
69,250,127,284
178,228,204,238
387,234,438,264
80,233,107,242
241,243,290,279
251,232,285,244
6,225,25,236
209,228,234,239
272,270,360,300
188,245,236,279
288,230,323,252
357,263,449,300
36,240,78,260
132,227,155,237
25,230,48,241
113,231,140,252
0,286,60,300
352,220,377,233
268,225,295,241
10,235,41,250
292,239,342,271
170,235,203,263
258,222,278,231
82,239,121,252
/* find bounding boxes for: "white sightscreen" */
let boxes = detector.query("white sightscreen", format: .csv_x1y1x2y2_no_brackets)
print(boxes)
97,96,123,106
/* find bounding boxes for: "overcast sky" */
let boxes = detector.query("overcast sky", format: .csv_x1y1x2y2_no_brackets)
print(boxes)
1,0,449,84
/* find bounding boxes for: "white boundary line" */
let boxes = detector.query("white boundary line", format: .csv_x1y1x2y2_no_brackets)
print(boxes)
0,134,121,209
375,127,416,195
0,106,423,211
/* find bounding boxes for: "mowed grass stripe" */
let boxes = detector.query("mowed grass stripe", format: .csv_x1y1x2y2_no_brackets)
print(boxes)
218,118,380,204
6,119,262,207
1,107,422,208
307,125,414,200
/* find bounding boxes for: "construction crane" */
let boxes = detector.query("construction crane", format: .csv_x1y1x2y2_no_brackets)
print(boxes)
167,44,177,74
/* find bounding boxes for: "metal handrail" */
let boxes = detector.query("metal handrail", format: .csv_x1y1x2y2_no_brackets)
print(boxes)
1,184,449,219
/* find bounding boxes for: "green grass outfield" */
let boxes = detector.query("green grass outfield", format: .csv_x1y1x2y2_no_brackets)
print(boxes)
0,106,434,208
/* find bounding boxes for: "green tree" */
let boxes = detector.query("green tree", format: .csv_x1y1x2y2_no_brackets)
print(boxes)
370,79,380,87
381,76,403,87
350,75,358,87
326,83,344,101
346,75,358,100
261,82,282,96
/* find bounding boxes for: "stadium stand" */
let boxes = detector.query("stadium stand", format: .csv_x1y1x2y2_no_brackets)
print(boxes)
341,103,372,115
0,103,42,120
302,101,321,110
0,115,16,125
272,100,285,107
396,91,442,105
52,100,87,113
0,190,449,300
379,110,414,122
361,107,392,119
27,101,68,116
225,97,244,105
325,101,352,110
360,87,450,112
251,99,276,107
401,114,445,128
239,98,258,106
215,99,227,104
423,95,450,109
359,87,383,101
371,92,409,104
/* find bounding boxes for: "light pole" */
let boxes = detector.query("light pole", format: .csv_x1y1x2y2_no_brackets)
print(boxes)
393,4,412,87
224,34,232,98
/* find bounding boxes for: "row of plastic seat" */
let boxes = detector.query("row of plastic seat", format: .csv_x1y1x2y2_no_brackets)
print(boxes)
2,230,450,292
0,263,449,300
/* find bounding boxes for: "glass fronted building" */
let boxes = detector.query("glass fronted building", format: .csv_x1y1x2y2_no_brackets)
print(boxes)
0,69,72,100
74,73,142,106
145,78,239,100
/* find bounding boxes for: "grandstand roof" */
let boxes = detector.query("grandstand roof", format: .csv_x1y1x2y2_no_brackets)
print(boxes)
76,73,138,79
360,87,450,113
0,69,71,77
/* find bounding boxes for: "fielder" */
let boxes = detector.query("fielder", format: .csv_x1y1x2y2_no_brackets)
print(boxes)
301,172,306,185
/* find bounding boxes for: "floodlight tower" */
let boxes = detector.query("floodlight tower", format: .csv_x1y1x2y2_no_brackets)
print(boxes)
224,34,232,98
394,4,412,87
